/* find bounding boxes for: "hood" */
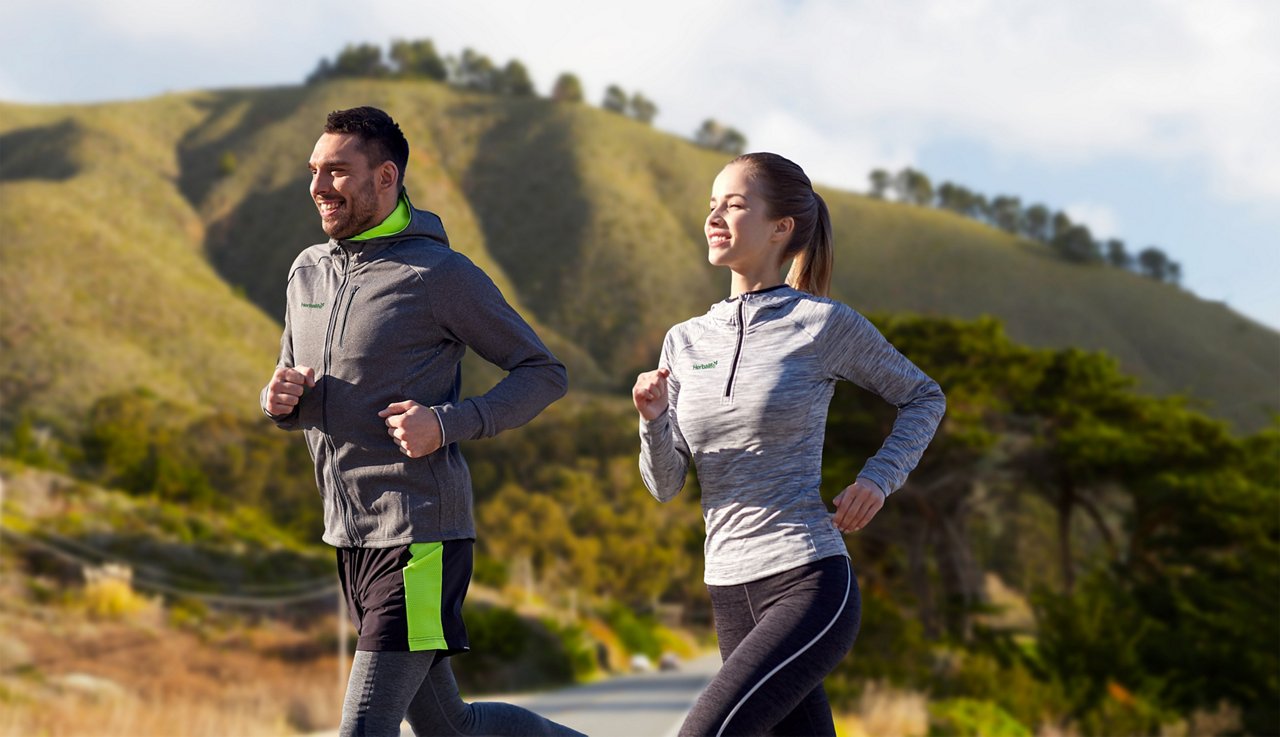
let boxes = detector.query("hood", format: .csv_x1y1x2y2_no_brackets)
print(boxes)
330,193,450,256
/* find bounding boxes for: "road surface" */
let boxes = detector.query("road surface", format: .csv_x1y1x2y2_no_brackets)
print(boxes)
308,652,721,737
498,652,720,737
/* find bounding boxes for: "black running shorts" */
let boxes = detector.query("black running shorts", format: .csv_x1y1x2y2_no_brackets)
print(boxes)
336,539,473,654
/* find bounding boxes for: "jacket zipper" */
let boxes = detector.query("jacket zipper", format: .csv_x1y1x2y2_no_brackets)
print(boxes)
322,248,361,544
723,299,746,400
337,286,360,347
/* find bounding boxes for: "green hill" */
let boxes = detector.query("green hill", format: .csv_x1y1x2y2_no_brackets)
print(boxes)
1,78,1276,432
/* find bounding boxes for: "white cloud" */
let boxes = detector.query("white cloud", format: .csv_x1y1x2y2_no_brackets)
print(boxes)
1064,203,1121,240
5,0,1278,208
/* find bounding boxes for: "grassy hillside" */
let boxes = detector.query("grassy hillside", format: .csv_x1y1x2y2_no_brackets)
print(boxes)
0,97,283,430
1,78,1276,433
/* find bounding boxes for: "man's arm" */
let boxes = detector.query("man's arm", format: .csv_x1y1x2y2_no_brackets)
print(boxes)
260,298,313,430
423,253,568,443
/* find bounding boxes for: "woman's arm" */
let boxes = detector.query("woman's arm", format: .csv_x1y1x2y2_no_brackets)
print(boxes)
636,342,692,502
819,303,947,497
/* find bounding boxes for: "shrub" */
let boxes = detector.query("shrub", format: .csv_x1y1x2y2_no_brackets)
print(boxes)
928,698,1031,737
601,604,661,659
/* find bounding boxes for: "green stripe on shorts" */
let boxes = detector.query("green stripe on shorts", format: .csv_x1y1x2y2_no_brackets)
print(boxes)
403,542,448,651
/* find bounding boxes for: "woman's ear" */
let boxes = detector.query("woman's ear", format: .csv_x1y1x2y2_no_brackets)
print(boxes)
772,216,795,244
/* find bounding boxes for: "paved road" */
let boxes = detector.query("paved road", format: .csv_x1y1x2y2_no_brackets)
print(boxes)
499,652,720,737
308,653,721,737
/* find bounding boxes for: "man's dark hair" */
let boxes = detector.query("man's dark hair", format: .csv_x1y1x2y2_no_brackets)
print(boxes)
324,106,410,189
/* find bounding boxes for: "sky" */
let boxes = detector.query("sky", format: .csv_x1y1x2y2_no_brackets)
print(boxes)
4,0,1278,330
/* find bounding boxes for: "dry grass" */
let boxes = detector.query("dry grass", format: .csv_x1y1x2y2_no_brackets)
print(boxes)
0,589,344,737
835,682,930,737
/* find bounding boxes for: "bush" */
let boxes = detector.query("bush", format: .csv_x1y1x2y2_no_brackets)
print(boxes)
928,698,1031,737
464,605,527,660
80,575,155,620
601,604,661,659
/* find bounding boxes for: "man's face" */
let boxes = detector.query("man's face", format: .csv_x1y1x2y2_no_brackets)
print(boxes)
308,133,384,240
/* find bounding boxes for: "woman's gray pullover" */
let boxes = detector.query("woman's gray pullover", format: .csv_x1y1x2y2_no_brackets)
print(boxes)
639,286,945,585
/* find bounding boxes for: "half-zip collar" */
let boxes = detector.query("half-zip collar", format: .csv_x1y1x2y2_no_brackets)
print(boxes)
709,285,805,402
708,284,803,326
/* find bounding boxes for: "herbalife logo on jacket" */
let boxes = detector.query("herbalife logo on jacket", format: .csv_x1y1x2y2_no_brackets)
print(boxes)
301,302,325,309
692,360,719,370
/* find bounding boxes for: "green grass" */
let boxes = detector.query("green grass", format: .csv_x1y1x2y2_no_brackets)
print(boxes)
1,78,1275,432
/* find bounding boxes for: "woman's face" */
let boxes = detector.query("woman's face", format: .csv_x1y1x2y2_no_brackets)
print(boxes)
705,162,789,273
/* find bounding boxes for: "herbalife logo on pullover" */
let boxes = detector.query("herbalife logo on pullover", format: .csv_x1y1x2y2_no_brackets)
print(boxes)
693,360,719,370
301,302,325,309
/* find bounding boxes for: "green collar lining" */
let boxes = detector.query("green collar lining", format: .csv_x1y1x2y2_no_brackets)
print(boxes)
351,192,411,241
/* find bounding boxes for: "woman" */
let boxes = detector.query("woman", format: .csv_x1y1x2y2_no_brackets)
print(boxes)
634,153,945,736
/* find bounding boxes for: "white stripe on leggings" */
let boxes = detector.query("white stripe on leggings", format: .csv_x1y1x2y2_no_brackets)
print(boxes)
714,558,852,737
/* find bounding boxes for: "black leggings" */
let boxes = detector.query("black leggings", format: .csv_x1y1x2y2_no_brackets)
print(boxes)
339,650,584,736
681,556,860,737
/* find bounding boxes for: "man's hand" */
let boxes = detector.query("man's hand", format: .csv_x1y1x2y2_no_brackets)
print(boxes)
832,478,886,533
378,400,443,459
633,368,671,421
264,365,316,416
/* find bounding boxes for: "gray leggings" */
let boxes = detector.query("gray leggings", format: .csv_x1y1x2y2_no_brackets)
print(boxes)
339,650,586,737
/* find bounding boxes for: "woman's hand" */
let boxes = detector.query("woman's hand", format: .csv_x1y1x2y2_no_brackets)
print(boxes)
632,368,671,421
832,478,886,533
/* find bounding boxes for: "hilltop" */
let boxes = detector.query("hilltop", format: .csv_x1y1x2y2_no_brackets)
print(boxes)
1,77,1275,431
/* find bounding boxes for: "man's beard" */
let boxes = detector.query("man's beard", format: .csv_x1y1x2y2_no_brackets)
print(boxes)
321,180,380,240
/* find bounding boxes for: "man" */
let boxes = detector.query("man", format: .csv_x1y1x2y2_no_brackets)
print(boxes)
261,107,580,737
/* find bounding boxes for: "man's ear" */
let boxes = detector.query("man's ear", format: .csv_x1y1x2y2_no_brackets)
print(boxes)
378,161,400,193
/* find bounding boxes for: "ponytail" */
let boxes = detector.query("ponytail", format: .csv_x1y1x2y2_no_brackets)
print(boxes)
733,152,835,297
785,191,833,297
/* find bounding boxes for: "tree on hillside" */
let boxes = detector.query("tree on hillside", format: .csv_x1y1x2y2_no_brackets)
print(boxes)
1023,203,1051,242
968,192,992,223
498,60,536,96
551,72,584,103
894,168,934,206
1050,224,1103,264
628,93,658,124
1050,211,1073,241
602,84,628,113
1105,238,1132,270
1137,246,1177,283
307,43,390,84
306,59,335,85
333,43,390,78
389,38,446,80
868,169,892,199
694,119,747,156
991,195,1024,234
936,181,968,212
448,48,498,92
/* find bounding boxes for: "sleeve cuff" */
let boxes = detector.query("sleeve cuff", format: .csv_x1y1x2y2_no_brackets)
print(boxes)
434,400,482,443
857,474,890,498
430,405,447,447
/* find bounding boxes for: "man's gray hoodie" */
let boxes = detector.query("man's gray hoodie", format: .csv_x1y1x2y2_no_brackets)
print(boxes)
263,202,567,548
